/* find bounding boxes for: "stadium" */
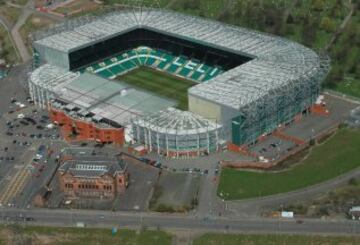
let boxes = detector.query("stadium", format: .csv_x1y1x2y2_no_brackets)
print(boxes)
28,9,330,158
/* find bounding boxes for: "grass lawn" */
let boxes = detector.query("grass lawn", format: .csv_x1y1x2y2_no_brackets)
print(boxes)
194,233,360,245
54,0,101,16
117,66,195,110
19,14,57,52
218,128,360,200
0,25,19,64
0,6,21,26
0,225,172,245
334,77,360,98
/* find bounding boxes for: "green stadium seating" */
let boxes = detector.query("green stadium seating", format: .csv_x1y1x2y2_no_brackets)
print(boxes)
97,69,113,79
88,46,224,83
178,67,192,77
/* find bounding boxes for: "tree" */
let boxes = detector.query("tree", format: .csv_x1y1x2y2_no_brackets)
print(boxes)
313,0,325,12
325,65,344,88
182,0,200,11
286,14,295,24
301,15,317,47
320,17,336,32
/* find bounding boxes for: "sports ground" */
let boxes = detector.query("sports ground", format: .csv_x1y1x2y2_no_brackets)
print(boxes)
117,66,195,110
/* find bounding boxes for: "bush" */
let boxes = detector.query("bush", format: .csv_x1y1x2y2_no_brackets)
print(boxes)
317,206,330,216
320,17,336,32
348,178,358,186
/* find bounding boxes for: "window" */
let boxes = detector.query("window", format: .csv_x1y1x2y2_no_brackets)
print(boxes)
65,183,73,188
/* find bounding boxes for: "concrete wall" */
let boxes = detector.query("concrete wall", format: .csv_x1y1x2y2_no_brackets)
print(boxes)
189,94,239,141
188,94,222,122
34,43,70,70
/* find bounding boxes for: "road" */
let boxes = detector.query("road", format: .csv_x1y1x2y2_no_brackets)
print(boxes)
10,0,34,62
1,208,360,235
7,1,65,22
1,0,64,63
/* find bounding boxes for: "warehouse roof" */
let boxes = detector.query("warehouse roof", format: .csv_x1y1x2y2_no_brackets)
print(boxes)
32,9,329,110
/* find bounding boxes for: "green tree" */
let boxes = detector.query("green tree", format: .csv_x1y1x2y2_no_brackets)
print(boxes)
320,17,336,32
313,0,325,12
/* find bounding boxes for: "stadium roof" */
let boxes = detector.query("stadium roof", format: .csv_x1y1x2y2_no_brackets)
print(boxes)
132,107,221,135
32,65,176,126
32,9,329,110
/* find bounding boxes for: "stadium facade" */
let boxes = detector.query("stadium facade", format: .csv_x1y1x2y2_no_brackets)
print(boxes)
28,9,330,157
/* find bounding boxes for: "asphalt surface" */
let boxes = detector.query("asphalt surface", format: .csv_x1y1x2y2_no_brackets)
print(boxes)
1,208,360,236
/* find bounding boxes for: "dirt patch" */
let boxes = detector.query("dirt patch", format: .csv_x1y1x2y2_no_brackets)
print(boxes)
149,172,200,212
0,228,13,244
32,232,73,244
31,17,42,25
267,146,310,171
53,0,101,16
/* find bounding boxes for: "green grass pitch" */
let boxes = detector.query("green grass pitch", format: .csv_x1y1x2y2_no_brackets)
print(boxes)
116,66,196,110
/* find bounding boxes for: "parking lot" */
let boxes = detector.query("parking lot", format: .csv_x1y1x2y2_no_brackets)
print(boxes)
0,65,67,208
248,95,359,162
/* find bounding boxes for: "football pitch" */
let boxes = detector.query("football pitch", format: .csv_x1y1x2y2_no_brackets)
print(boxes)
116,67,195,110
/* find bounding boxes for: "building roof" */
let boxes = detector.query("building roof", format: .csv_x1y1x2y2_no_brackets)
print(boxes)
350,207,360,212
33,66,176,126
32,9,329,111
59,158,126,178
132,107,221,135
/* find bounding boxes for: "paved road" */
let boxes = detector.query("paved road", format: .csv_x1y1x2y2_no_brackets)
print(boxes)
7,1,65,22
1,208,360,235
11,0,34,62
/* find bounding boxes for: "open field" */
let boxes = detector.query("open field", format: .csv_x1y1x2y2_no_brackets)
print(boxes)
218,128,360,200
280,177,360,218
0,225,172,245
12,0,28,5
117,66,195,110
19,14,57,52
194,233,360,245
334,77,360,98
0,6,21,26
0,25,18,64
149,172,200,213
54,0,101,16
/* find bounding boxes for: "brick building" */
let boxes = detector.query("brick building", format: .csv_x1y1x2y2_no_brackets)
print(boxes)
50,106,124,145
58,154,128,200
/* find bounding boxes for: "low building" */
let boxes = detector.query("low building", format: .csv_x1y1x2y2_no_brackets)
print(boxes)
57,154,128,200
349,206,360,220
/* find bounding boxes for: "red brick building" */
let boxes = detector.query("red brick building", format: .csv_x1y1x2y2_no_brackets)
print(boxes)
50,107,124,145
57,154,128,200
